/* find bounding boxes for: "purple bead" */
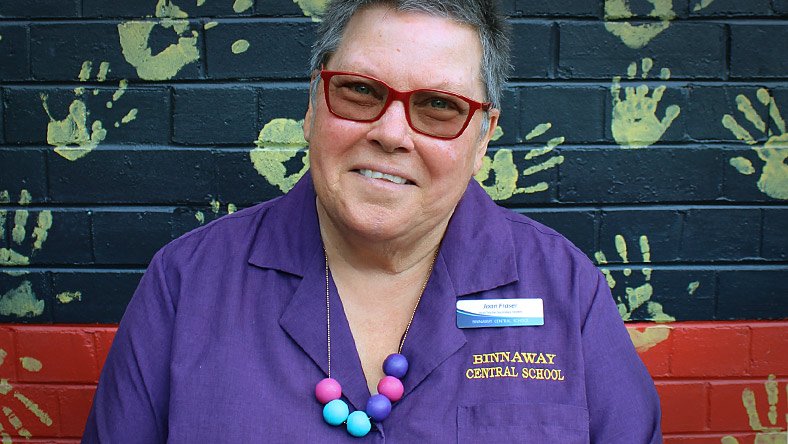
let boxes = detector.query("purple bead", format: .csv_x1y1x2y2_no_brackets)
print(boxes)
315,378,342,404
382,353,408,378
366,394,392,422
377,376,404,402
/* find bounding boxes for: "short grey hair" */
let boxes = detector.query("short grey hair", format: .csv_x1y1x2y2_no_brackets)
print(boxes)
308,0,511,111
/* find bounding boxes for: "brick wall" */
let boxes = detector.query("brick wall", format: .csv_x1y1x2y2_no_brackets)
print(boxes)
1,0,787,441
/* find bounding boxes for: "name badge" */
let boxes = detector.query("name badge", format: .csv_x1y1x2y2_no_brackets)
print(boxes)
456,298,544,328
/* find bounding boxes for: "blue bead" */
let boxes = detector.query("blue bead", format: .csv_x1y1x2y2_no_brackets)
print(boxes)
382,353,408,379
366,394,392,422
323,399,349,426
346,411,371,437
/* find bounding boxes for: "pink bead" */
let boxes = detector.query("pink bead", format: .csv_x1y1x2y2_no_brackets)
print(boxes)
315,378,342,404
377,376,404,402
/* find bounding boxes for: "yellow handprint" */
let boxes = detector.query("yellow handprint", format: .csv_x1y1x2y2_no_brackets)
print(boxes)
195,199,238,225
294,0,330,21
611,58,680,148
721,375,787,444
723,88,788,200
604,0,676,49
0,351,52,440
118,0,199,81
250,118,310,194
474,123,565,200
0,190,51,267
40,61,138,161
595,235,676,322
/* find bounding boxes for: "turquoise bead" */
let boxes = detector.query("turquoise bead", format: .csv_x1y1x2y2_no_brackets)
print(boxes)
323,399,349,426
346,411,371,437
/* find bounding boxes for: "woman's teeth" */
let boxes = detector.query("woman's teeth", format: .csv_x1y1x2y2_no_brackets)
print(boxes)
358,169,408,185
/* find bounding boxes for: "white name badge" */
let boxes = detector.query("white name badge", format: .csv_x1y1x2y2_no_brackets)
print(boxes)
456,298,544,328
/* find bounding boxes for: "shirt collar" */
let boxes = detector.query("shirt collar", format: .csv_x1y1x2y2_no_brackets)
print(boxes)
248,172,519,296
247,171,322,277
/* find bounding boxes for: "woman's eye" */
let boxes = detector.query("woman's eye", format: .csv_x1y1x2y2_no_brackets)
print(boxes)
430,99,448,109
353,85,371,94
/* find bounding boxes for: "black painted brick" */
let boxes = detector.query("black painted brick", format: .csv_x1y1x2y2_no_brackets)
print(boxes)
509,22,552,80
0,0,79,18
0,149,47,202
680,209,761,261
0,271,51,323
256,0,310,17
0,91,4,145
559,147,723,204
31,22,203,82
606,268,715,322
52,271,142,324
214,149,289,206
603,0,690,18
93,210,175,265
763,209,788,260
83,0,247,18
0,25,29,81
684,85,776,144
730,25,788,79
31,23,137,82
603,82,687,145
650,269,715,322
171,206,213,239
598,210,683,263
777,0,788,15
258,85,310,129
173,86,257,145
26,210,92,265
510,0,598,16
491,88,519,146
688,0,773,16
558,22,725,80
5,86,171,146
47,148,214,204
521,86,607,144
717,270,788,320
205,21,316,80
518,209,596,254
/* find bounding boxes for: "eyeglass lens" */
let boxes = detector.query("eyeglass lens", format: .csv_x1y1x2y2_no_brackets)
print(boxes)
326,74,473,138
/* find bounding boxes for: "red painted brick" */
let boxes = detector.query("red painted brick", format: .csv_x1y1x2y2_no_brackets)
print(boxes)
709,379,788,433
58,386,96,438
750,324,788,377
663,433,763,444
629,324,672,377
671,325,750,377
0,383,60,439
92,328,116,373
14,328,98,383
656,382,709,433
0,327,18,380
14,440,82,444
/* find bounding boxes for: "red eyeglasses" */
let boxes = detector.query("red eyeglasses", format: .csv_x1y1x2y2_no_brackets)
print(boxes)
320,67,492,140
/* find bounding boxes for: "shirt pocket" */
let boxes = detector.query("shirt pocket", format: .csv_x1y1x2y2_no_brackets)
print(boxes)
457,403,589,444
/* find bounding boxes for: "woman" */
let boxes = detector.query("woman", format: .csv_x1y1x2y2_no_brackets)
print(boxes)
82,0,662,442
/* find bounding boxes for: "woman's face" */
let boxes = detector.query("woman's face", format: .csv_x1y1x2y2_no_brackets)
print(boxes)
304,6,499,246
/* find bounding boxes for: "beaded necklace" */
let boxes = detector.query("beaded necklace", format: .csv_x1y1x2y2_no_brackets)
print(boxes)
315,250,437,437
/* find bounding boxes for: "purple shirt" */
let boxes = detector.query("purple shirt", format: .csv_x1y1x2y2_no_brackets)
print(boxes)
82,172,662,443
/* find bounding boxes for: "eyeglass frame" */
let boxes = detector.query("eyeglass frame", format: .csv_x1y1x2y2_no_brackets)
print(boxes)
318,66,493,140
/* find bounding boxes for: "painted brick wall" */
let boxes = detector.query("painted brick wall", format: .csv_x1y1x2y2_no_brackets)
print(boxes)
1,0,787,441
